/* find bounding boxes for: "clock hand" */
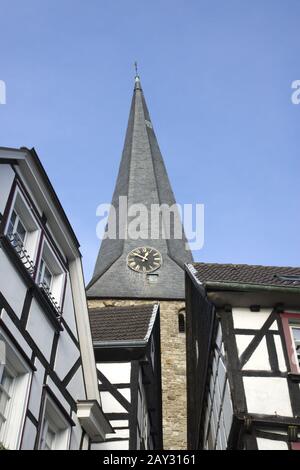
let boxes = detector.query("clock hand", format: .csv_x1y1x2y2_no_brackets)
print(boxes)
133,252,148,261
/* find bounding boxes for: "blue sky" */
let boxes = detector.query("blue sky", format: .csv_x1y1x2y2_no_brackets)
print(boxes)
0,0,299,282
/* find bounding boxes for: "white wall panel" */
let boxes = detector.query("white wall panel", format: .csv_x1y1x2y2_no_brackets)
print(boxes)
60,277,78,337
243,377,293,417
28,357,44,420
274,335,287,372
241,337,271,371
54,328,80,381
0,164,14,214
69,413,83,450
20,418,37,450
0,250,27,318
0,310,32,358
232,308,273,330
97,362,131,384
66,365,86,401
26,298,54,361
100,391,128,413
257,437,288,450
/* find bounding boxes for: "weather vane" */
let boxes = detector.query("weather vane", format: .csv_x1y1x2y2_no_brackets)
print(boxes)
134,61,138,77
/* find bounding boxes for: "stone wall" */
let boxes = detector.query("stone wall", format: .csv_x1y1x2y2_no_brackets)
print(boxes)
88,298,187,450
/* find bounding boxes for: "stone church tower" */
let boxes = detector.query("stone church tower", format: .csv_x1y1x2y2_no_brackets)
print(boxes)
86,75,193,449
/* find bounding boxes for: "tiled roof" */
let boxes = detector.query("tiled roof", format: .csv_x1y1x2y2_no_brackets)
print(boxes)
187,263,300,289
89,304,158,343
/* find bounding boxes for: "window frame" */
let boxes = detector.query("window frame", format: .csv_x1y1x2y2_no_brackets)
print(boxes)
39,394,71,450
0,330,32,450
281,312,300,374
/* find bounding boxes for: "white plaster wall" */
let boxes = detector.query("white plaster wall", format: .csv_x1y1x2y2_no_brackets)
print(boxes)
257,437,288,450
20,417,37,450
27,357,44,420
238,337,271,371
97,362,131,384
100,391,128,413
274,335,287,372
243,377,293,416
0,164,14,214
0,250,27,318
60,277,78,337
66,366,86,401
26,298,54,362
45,377,71,413
69,413,84,450
54,328,81,381
232,308,274,330
0,309,32,358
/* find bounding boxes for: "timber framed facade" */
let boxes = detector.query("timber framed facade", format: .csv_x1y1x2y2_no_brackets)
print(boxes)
0,146,111,449
185,262,300,450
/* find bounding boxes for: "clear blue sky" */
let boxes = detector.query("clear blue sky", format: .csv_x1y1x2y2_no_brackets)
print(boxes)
0,0,299,282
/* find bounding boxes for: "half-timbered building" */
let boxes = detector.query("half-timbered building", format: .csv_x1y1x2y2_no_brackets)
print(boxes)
89,303,163,450
185,262,300,450
0,146,111,449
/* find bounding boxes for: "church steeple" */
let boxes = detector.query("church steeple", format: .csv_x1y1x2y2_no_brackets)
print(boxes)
87,75,193,299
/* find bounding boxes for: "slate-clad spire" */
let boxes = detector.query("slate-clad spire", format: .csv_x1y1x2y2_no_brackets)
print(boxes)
87,75,193,299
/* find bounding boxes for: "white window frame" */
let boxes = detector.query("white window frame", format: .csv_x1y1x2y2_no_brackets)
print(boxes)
36,239,66,312
5,187,41,264
0,330,32,450
7,209,27,246
39,395,71,450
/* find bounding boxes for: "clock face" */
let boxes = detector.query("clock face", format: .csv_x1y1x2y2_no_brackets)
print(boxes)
127,246,162,273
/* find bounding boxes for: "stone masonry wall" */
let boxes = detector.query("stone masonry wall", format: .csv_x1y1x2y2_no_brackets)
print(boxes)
88,298,187,450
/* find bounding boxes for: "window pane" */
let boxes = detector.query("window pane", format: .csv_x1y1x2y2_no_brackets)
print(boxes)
7,210,17,235
0,368,13,428
291,326,300,367
15,219,26,243
45,427,56,450
43,266,52,289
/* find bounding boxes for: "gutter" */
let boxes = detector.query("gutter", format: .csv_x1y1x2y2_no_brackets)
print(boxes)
205,281,300,296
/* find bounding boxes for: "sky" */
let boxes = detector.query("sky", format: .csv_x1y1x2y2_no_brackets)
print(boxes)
0,0,299,282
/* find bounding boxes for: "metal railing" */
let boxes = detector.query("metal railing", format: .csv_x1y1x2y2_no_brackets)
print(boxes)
7,232,35,276
39,282,62,319
7,233,61,320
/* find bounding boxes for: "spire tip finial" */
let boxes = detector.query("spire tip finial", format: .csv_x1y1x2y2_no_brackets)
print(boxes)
134,61,140,82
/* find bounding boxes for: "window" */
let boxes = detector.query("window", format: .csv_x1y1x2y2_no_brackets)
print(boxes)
37,241,66,316
0,330,32,449
0,367,14,435
281,313,300,374
5,189,41,276
7,210,27,246
39,396,70,450
178,310,185,333
38,259,53,291
290,324,300,369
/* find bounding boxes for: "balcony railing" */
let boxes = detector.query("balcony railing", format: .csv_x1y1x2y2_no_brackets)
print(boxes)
39,282,62,319
7,232,62,322
7,232,35,276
